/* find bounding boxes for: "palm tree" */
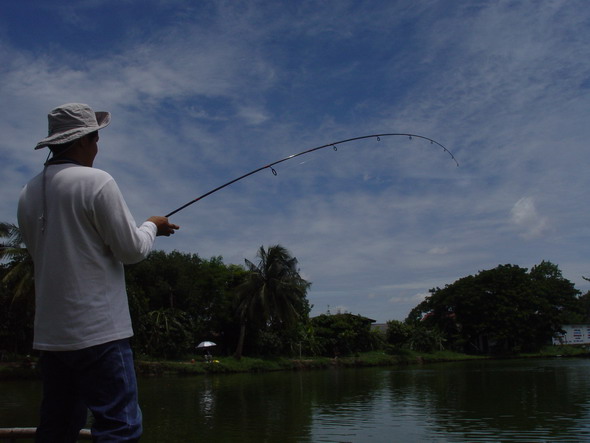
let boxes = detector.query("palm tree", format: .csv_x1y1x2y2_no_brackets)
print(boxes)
0,222,34,302
0,222,35,353
234,245,311,359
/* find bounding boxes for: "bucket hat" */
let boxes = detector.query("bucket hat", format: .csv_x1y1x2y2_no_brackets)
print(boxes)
34,103,111,150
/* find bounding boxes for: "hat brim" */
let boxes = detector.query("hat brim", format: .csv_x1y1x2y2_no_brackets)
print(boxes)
34,111,111,150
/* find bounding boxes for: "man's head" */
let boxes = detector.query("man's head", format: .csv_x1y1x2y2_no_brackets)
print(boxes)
35,103,110,150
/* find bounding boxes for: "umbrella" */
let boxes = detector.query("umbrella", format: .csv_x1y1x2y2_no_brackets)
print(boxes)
197,341,216,349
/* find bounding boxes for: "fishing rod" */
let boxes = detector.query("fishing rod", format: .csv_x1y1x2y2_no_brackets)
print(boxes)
165,133,458,217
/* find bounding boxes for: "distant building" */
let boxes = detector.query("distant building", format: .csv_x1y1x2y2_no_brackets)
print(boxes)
552,325,590,345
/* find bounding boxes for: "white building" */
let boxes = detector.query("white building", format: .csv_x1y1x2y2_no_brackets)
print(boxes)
552,325,590,345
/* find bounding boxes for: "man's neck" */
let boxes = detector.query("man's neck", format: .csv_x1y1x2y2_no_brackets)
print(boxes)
54,144,94,167
46,156,83,166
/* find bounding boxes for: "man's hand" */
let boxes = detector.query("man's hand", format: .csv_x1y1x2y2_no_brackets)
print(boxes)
147,216,180,237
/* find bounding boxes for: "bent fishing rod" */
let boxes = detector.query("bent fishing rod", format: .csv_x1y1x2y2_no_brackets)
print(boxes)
165,133,458,218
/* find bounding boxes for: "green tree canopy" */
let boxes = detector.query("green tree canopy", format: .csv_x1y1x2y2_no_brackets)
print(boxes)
311,313,378,356
0,222,34,302
125,250,245,357
0,223,35,354
407,261,581,354
234,245,311,358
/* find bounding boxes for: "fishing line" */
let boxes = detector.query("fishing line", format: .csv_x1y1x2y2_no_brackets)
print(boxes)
165,133,458,217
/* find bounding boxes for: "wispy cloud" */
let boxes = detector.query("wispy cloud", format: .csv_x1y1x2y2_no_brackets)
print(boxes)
511,197,549,239
1,0,589,321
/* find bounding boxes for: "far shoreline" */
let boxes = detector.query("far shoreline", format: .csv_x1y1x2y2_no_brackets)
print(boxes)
2,346,588,380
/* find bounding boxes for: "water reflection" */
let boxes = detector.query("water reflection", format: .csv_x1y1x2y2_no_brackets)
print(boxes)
2,358,590,442
140,371,316,442
387,359,590,441
0,379,40,427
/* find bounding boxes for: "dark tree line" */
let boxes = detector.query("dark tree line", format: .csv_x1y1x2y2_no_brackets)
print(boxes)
3,221,590,358
401,261,587,354
1,222,378,359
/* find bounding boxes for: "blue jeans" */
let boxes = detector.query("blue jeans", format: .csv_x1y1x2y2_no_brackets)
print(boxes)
36,338,142,442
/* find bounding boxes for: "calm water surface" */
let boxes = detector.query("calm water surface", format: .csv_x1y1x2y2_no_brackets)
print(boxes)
2,358,590,442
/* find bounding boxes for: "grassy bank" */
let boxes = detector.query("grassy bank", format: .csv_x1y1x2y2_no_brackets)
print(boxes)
134,350,486,376
136,345,590,375
2,346,588,380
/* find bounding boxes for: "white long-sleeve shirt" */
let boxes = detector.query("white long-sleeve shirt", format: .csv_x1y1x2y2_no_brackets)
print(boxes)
17,164,157,351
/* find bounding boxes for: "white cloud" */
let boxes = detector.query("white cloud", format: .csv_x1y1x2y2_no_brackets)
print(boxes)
2,0,590,322
510,197,549,240
428,246,449,255
389,292,429,305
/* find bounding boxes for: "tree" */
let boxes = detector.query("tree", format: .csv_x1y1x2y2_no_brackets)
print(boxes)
528,260,583,336
138,308,194,359
407,262,581,354
125,251,244,357
385,319,411,350
0,223,35,354
0,222,34,302
407,326,446,352
234,245,311,359
310,313,380,356
573,291,590,323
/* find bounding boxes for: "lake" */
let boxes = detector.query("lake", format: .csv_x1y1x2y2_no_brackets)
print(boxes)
2,358,590,442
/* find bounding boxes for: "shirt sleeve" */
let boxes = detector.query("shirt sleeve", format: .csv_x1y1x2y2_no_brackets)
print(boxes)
92,178,157,265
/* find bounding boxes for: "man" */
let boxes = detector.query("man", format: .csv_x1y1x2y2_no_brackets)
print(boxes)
17,103,179,442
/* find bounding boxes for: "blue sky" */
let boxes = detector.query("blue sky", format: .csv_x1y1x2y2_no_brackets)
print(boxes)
2,0,590,322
